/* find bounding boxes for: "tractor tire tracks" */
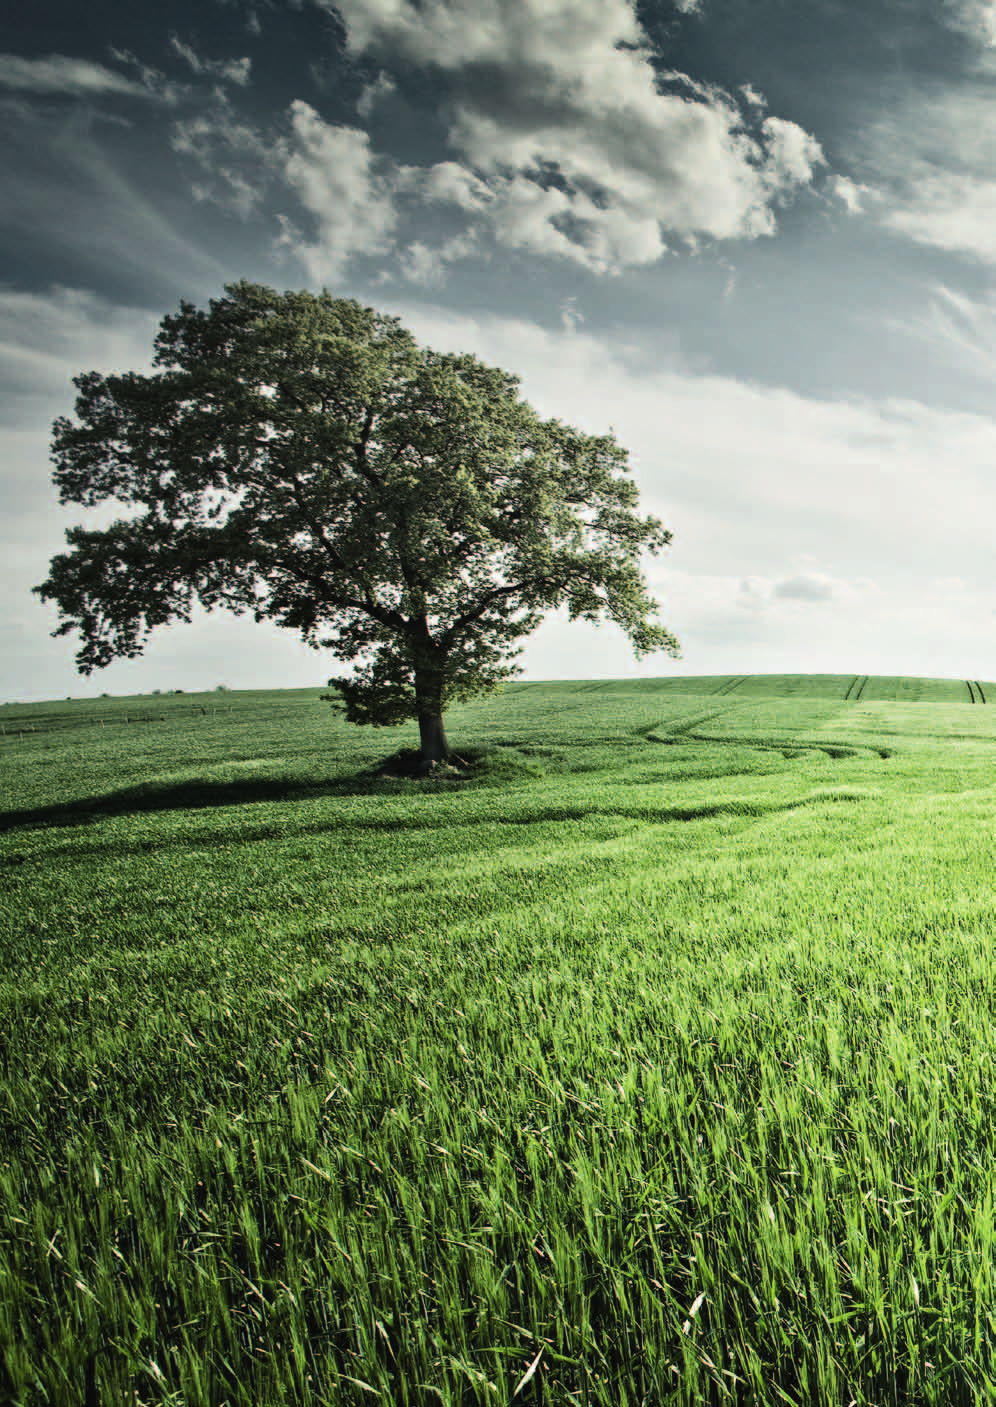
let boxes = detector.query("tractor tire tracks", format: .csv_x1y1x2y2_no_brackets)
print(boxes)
713,675,747,697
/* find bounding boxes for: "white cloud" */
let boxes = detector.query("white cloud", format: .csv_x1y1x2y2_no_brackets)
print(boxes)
162,0,828,280
169,94,400,266
399,231,478,284
883,168,996,262
421,160,494,211
759,116,824,190
853,83,996,258
273,101,398,281
191,169,260,219
170,93,270,163
828,174,876,214
168,36,252,86
0,53,155,99
326,0,826,271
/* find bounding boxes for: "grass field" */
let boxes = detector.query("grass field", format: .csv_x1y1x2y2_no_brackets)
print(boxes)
4,673,996,1405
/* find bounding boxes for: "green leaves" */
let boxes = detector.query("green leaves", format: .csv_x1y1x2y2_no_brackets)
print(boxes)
35,282,678,733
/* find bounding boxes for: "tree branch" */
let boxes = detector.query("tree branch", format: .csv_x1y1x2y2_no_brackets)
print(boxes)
277,474,411,634
353,406,380,484
442,575,566,643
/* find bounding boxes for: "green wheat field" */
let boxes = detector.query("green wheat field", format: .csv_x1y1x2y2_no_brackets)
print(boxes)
5,672,996,1406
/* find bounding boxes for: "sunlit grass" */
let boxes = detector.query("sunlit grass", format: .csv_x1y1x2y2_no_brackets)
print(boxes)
3,675,996,1403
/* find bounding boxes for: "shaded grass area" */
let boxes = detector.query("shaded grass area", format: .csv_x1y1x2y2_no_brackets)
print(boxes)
4,677,996,1403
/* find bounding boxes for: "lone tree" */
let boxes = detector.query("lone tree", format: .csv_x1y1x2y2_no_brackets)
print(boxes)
35,282,679,768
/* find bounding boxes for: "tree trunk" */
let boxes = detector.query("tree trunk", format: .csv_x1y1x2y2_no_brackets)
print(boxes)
414,647,451,769
417,709,451,768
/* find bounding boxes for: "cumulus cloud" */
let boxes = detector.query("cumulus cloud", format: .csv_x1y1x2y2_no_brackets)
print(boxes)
168,35,251,86
273,101,398,280
421,160,494,211
164,0,828,280
170,91,401,268
828,174,876,214
399,230,478,284
0,53,156,99
759,116,824,189
324,0,826,272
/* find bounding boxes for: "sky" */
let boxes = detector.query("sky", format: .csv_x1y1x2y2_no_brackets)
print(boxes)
4,0,996,702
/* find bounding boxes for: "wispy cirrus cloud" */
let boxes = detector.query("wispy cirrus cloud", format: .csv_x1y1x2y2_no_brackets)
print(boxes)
0,53,156,99
884,281,996,382
883,167,996,262
848,61,996,262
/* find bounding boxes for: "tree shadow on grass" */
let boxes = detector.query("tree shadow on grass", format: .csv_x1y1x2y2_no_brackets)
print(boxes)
0,773,427,836
0,743,549,836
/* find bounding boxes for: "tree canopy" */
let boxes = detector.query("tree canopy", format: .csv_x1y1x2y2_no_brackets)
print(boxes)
35,281,679,767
